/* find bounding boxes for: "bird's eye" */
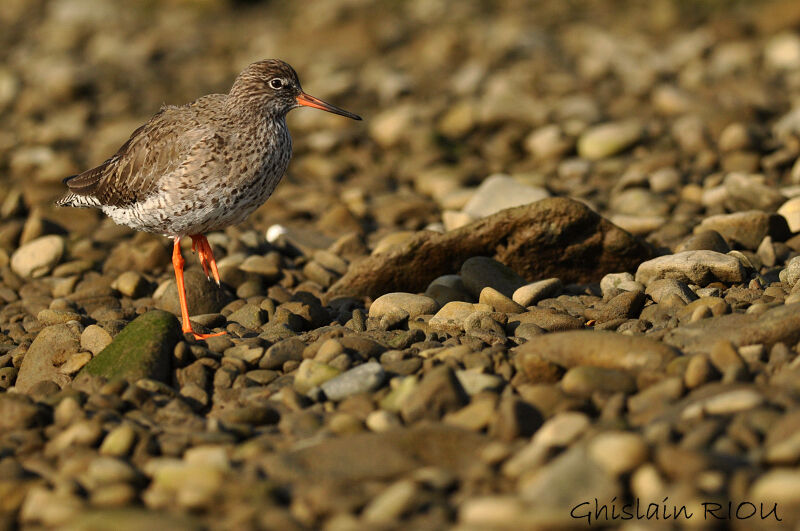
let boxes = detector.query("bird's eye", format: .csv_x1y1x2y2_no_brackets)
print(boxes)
269,78,284,89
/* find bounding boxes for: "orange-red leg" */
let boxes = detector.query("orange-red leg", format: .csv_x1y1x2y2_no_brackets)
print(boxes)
190,234,221,287
172,237,225,340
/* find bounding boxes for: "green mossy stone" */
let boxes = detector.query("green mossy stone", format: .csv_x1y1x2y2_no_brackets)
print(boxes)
79,310,180,383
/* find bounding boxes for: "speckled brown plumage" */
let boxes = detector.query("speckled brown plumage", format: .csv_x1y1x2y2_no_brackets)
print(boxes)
57,59,361,339
58,59,360,236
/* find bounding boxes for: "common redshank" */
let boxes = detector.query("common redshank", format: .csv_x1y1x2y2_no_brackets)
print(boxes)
57,59,361,339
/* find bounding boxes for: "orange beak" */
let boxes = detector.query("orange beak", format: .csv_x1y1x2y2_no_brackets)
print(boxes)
296,92,361,120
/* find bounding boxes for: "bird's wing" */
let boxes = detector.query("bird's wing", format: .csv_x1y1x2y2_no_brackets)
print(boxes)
63,104,217,208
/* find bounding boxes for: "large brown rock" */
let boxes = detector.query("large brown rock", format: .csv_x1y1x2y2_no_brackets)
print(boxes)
328,198,652,299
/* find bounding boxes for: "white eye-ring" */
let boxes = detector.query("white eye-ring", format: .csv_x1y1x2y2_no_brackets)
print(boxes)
269,78,284,89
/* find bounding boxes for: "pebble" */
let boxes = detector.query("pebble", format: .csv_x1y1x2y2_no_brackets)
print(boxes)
600,272,644,300
561,365,636,396
588,431,648,475
696,211,790,251
80,324,113,355
577,120,641,160
645,278,698,304
516,330,677,373
10,235,65,278
294,359,341,394
320,362,385,401
512,278,562,307
635,250,746,286
478,286,525,313
461,174,550,219
99,423,137,457
369,292,438,320
460,256,526,298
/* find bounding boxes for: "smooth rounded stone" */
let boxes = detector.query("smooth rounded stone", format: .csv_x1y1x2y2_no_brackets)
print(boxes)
112,271,148,298
696,211,790,251
585,291,646,323
750,469,800,508
561,366,636,396
577,120,641,160
515,330,677,373
99,423,137,457
315,339,345,363
83,456,140,490
513,278,562,307
455,370,504,396
15,323,81,393
645,278,698,305
764,412,800,465
401,366,467,422
765,32,800,69
78,310,180,384
666,302,800,354
0,393,46,431
10,234,65,278
519,445,621,516
723,172,787,212
0,367,17,390
155,269,232,317
80,324,113,355
478,286,525,313
259,337,305,369
675,296,730,320
708,340,746,378
144,461,225,510
609,188,670,217
320,362,385,401
635,250,746,287
777,196,800,232
226,303,267,330
461,174,550,219
361,479,418,524
444,395,497,431
37,308,82,326
588,431,648,475
525,124,573,160
682,387,765,421
684,354,713,388
365,410,402,432
294,359,341,395
237,253,282,280
19,485,84,527
459,496,530,528
59,352,92,375
104,237,170,275
779,256,800,287
224,344,264,366
675,230,731,254
369,292,438,320
507,308,584,333
600,272,645,300
428,301,492,335
425,274,473,306
461,256,526,299
649,167,682,193
608,214,666,236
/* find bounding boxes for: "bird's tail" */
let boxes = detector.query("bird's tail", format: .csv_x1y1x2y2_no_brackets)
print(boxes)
56,192,101,208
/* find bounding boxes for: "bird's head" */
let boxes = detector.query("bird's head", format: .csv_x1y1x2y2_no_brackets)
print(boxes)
229,59,361,121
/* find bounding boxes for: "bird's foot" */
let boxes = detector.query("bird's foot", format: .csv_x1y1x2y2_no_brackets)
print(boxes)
190,234,221,286
187,330,227,341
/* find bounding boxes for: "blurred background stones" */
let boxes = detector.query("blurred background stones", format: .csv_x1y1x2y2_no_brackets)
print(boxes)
3,0,800,528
